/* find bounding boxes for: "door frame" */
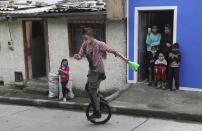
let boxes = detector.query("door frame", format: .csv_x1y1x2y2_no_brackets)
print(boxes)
22,20,50,80
128,6,178,83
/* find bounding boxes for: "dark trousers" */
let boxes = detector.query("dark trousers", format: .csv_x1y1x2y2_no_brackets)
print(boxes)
61,81,69,98
168,67,180,90
85,82,100,113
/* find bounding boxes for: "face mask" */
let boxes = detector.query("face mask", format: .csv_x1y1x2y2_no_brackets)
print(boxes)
63,63,68,67
152,29,158,33
165,30,170,34
151,50,157,54
86,39,91,44
159,56,164,61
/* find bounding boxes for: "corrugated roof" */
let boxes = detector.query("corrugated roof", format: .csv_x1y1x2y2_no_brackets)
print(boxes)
0,0,106,15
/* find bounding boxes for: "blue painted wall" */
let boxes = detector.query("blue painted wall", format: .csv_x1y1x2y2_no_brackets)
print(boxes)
128,0,202,89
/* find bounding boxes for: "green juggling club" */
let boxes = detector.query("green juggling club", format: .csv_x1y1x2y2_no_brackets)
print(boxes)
128,61,140,72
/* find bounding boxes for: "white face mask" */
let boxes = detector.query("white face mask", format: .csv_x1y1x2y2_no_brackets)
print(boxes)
86,39,91,44
165,30,170,34
159,56,164,61
151,50,157,54
152,29,158,33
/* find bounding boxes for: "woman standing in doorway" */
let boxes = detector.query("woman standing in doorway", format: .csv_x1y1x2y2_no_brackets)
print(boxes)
145,25,161,83
160,24,173,51
146,25,161,52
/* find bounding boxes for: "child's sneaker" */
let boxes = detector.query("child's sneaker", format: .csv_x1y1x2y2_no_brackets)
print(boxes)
162,82,166,90
156,81,161,89
63,98,67,102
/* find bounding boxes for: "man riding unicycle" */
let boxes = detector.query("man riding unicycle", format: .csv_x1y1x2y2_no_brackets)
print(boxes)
74,27,129,120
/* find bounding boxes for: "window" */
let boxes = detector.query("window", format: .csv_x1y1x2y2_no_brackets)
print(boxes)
0,81,4,86
15,72,23,82
68,23,106,57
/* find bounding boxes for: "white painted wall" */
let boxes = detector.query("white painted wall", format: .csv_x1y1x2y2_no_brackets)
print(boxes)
48,19,127,91
104,20,127,91
0,20,25,85
0,18,127,91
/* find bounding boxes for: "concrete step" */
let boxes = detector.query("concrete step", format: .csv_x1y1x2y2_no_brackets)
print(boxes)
27,81,48,88
27,77,48,87
24,77,49,95
23,86,48,95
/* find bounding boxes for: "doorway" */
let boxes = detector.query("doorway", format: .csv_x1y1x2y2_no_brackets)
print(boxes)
133,6,177,82
31,22,47,78
23,21,49,80
137,10,174,82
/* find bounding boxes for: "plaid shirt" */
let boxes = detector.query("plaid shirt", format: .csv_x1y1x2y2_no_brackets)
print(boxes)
78,40,122,67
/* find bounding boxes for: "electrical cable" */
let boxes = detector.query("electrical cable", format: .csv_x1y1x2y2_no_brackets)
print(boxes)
7,19,12,41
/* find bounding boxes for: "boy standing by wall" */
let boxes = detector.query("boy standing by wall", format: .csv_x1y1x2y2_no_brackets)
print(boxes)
168,43,181,91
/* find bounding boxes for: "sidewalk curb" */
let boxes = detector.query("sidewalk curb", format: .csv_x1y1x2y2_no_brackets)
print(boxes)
0,96,202,122
0,96,88,111
105,84,132,102
111,106,202,122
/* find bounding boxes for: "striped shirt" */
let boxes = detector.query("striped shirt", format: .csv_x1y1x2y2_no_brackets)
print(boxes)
78,40,122,67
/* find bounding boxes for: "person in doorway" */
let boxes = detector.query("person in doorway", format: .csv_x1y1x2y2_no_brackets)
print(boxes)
154,53,167,89
146,25,161,52
167,43,181,91
147,46,158,86
161,41,173,61
145,25,161,83
58,59,70,102
74,27,129,120
161,41,172,88
160,24,173,50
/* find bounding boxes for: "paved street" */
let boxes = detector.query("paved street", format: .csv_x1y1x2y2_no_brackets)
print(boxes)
0,104,202,131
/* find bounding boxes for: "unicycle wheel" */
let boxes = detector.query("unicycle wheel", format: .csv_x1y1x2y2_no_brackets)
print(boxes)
86,100,112,124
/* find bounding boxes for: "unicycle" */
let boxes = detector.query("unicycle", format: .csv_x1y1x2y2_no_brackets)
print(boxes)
86,93,112,124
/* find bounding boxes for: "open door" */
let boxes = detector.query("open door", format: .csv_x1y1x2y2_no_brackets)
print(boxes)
31,22,46,78
138,12,151,82
23,21,49,80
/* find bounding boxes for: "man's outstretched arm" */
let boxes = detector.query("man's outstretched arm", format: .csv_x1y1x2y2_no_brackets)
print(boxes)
99,42,129,63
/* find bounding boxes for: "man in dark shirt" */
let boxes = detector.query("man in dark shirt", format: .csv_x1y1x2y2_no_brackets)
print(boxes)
160,24,173,50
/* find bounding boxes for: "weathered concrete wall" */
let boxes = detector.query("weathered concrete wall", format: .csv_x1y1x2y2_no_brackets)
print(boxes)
48,18,94,91
104,20,127,90
0,20,25,84
48,19,127,91
0,18,127,91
